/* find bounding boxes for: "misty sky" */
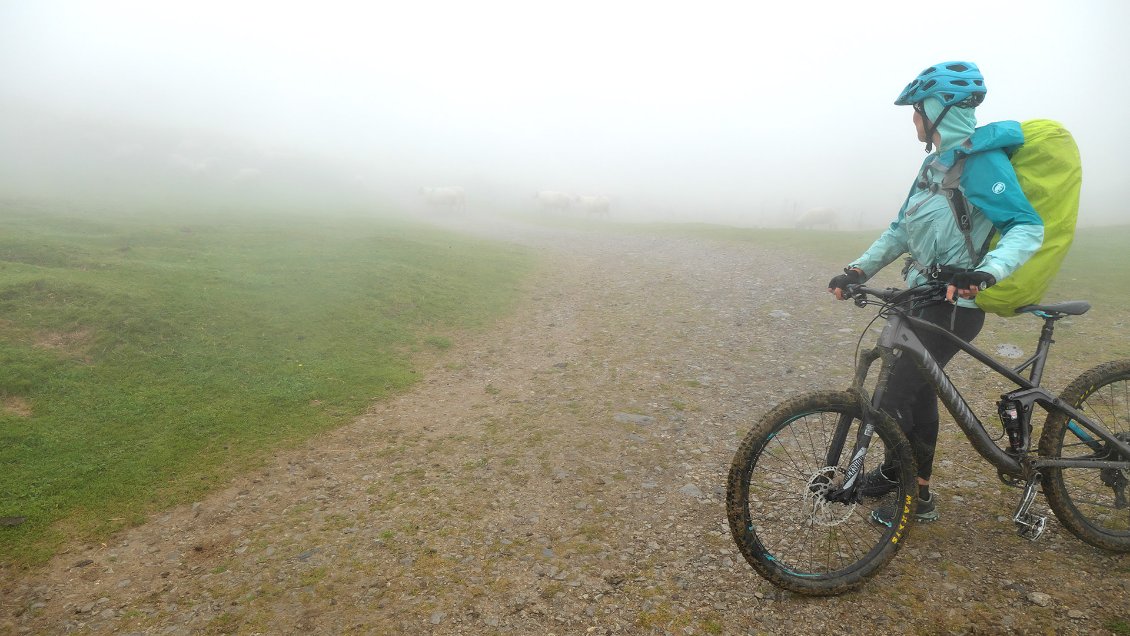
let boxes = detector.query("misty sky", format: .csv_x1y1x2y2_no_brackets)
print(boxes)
2,1,1126,226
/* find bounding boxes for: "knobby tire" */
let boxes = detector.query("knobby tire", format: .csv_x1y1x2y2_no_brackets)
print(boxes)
726,390,918,595
1040,360,1130,552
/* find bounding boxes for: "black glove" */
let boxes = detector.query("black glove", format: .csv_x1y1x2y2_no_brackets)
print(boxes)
949,270,996,291
828,268,865,293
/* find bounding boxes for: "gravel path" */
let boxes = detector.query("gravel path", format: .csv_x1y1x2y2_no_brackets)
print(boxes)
2,218,1127,635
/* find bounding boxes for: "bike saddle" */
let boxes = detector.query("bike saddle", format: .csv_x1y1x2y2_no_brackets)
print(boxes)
1015,300,1091,316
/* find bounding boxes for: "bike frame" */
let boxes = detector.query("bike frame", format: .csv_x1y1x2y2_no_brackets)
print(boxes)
829,300,1130,499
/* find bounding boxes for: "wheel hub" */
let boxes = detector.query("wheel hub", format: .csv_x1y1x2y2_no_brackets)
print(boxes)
803,466,856,526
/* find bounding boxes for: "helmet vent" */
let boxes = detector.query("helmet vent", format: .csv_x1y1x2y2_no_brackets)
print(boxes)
896,61,985,107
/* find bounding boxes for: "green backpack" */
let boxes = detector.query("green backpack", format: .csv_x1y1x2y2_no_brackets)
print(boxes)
944,119,1083,317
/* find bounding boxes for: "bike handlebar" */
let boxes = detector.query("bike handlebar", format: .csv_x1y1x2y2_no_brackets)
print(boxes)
846,281,950,308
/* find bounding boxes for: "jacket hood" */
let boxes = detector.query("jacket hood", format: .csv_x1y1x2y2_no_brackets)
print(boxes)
923,96,977,153
965,120,1025,153
936,120,1025,166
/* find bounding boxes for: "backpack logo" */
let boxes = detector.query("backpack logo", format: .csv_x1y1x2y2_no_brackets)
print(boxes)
992,182,1006,194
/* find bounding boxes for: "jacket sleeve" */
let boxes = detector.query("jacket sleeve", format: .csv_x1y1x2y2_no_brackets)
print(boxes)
961,151,1045,283
849,212,909,278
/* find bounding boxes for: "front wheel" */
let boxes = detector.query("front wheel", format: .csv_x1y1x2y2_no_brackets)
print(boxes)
726,390,917,596
1040,360,1130,552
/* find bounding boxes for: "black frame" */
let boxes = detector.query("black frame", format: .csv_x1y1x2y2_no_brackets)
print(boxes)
828,292,1130,500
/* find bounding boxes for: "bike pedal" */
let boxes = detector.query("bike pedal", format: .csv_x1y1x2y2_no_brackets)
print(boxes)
1014,513,1047,541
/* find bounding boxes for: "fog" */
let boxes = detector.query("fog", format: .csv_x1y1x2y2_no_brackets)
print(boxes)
2,1,1126,227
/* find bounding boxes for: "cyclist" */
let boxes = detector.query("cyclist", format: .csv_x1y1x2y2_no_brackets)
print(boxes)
827,61,1044,526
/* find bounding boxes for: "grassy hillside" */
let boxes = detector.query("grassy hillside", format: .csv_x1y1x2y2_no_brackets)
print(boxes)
0,202,534,564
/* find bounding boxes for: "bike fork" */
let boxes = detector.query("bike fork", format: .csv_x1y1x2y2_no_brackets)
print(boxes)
1012,473,1047,541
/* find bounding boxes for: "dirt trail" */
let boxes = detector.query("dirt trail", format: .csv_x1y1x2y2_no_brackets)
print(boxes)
2,218,1127,635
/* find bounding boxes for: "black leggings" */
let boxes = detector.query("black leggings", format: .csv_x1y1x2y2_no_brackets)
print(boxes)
879,302,985,481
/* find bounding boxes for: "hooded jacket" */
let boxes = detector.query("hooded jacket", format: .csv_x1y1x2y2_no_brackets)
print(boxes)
850,120,1045,308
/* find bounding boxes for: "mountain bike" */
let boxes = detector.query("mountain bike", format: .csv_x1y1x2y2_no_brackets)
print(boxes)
726,281,1130,596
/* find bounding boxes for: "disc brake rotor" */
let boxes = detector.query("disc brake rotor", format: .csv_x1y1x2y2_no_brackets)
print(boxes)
803,466,856,526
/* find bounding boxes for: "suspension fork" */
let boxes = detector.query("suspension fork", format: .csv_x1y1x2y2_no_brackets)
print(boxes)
823,346,890,501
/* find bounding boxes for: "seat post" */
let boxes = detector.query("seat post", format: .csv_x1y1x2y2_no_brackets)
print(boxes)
1028,315,1059,385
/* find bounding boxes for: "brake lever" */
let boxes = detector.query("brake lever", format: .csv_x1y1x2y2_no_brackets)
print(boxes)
853,293,868,308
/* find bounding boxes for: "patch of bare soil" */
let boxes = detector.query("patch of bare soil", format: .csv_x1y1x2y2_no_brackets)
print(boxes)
1,218,1127,635
2,396,32,418
32,328,93,363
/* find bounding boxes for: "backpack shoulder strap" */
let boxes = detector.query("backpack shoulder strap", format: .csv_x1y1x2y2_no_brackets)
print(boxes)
938,155,981,264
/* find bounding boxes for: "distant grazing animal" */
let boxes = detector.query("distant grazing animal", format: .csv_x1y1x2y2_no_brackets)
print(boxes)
420,186,466,210
795,207,839,230
534,190,575,212
576,195,611,218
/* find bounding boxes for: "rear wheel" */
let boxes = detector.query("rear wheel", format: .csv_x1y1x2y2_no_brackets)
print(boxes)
726,390,917,596
1040,360,1130,552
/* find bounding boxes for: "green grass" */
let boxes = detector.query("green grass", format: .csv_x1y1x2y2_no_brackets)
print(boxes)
1106,619,1130,636
0,202,533,564
1050,226,1130,314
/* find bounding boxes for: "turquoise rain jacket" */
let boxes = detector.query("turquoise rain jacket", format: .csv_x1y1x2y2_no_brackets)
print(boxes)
850,121,1045,308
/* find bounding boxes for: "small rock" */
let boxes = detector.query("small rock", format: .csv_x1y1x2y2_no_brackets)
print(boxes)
430,611,445,625
769,310,791,319
1027,592,1052,607
614,413,655,425
996,344,1025,359
1005,581,1027,594
679,484,704,498
1067,610,1086,620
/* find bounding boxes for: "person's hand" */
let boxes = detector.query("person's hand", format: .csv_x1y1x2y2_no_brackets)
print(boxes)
828,268,865,300
946,270,996,302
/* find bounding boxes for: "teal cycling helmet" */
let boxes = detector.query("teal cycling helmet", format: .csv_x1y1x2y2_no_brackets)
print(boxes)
896,61,985,152
895,61,986,108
